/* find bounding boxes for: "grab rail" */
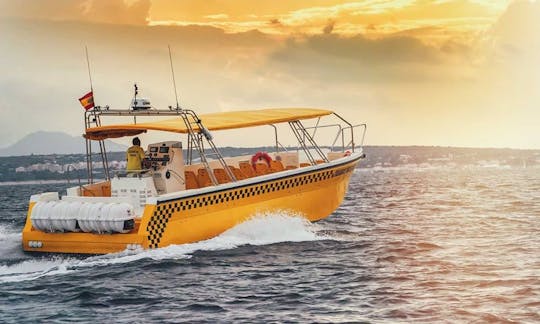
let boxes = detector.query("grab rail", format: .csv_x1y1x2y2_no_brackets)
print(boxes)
304,119,366,153
268,124,289,153
303,124,343,151
340,123,367,152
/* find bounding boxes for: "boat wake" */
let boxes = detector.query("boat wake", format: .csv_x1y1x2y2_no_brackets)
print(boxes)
0,224,21,257
0,211,325,283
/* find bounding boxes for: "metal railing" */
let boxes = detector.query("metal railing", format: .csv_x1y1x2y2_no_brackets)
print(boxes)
86,107,236,185
304,121,367,153
82,107,366,187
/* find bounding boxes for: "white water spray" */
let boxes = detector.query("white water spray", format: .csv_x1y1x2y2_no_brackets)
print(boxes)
0,211,327,283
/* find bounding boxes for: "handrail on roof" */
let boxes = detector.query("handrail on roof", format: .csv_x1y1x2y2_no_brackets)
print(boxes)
84,108,333,140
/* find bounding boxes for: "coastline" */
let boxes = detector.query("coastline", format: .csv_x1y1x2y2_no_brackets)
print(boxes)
0,180,87,186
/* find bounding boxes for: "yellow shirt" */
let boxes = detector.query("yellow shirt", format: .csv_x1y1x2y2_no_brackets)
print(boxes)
126,145,145,171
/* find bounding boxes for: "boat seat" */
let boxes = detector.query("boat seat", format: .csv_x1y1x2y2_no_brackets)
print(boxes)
285,165,297,170
239,161,256,178
229,165,246,180
197,168,213,187
213,168,231,184
300,162,311,167
184,171,199,189
316,159,325,164
270,160,284,172
254,163,271,176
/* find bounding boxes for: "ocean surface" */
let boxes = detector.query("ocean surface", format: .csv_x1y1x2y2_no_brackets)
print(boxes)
0,166,539,323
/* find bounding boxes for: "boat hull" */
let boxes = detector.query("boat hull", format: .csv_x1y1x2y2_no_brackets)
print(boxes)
22,155,361,254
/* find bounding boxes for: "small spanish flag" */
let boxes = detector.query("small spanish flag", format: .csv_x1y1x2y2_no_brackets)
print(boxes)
78,91,94,110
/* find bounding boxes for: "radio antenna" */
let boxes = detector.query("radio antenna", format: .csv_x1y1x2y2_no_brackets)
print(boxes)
168,45,181,110
85,46,94,93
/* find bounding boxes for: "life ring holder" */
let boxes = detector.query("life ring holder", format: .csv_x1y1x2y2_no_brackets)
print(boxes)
251,152,272,167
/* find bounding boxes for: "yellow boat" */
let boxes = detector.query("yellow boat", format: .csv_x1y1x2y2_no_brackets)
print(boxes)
22,100,366,254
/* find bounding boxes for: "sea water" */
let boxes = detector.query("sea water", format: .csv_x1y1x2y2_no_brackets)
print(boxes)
0,166,539,322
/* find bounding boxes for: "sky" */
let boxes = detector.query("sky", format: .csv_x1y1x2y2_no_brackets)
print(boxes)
0,0,539,149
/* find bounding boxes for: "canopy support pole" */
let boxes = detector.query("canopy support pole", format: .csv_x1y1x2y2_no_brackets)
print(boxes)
289,120,329,165
84,109,111,184
332,112,355,152
180,109,236,184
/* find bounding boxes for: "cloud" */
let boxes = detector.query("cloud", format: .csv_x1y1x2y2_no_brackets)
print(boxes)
148,0,506,41
455,0,540,149
269,18,283,27
322,20,335,34
204,14,230,20
0,0,151,25
268,33,466,84
0,2,539,149
84,0,151,25
482,0,540,89
491,0,540,58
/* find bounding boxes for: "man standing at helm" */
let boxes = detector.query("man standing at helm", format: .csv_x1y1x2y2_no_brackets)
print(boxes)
126,137,145,171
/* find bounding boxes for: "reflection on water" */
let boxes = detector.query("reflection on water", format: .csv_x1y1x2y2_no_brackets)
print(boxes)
0,166,539,322
344,167,540,322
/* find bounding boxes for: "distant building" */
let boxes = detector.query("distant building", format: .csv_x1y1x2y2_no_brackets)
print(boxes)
399,154,411,163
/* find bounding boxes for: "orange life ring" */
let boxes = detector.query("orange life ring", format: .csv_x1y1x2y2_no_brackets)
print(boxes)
251,152,272,166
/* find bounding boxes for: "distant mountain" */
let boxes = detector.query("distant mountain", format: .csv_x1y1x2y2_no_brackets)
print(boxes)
0,131,127,156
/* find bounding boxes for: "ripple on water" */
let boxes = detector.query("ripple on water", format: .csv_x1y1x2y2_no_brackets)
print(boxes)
0,167,539,322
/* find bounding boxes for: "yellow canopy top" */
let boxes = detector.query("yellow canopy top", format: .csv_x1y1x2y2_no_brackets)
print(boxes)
85,108,333,140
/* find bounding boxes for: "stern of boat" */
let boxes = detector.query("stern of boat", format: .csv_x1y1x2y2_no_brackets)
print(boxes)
22,192,158,254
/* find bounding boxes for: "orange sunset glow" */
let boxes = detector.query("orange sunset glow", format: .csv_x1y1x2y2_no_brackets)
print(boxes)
0,0,538,149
